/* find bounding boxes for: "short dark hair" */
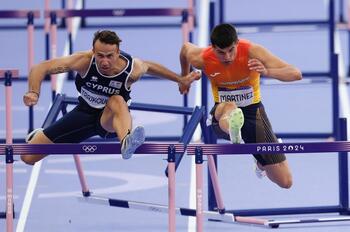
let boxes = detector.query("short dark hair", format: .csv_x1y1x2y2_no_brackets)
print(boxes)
210,24,238,49
93,30,122,48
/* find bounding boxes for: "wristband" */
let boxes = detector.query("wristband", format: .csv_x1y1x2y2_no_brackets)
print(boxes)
27,90,40,98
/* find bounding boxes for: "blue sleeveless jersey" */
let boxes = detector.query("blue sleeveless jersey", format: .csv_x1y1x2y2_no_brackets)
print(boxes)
75,51,133,109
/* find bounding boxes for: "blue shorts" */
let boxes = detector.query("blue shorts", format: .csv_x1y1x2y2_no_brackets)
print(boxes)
43,98,117,143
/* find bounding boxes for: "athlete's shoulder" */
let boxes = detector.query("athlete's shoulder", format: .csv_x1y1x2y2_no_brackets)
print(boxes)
237,39,253,50
202,46,220,64
201,46,214,57
73,50,93,59
181,42,204,69
70,51,93,74
120,50,132,59
182,42,203,58
68,51,93,64
238,38,251,44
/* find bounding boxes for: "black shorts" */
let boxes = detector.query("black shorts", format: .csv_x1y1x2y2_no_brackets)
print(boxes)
43,98,117,143
210,102,286,166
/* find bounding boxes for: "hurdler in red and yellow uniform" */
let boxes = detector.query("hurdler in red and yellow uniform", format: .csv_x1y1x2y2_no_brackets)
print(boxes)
181,23,302,189
202,39,284,166
203,39,260,107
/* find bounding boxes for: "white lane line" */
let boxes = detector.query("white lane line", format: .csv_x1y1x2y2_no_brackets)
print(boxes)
15,160,42,232
335,31,350,139
16,1,83,232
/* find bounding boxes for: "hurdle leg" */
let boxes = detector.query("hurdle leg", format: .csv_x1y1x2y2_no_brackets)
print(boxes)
27,11,35,132
234,216,269,226
207,155,225,213
5,146,14,232
73,155,91,196
1,70,18,223
195,147,204,232
167,146,176,232
49,12,57,101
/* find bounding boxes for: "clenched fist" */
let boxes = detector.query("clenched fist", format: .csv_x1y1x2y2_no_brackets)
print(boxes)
23,91,39,106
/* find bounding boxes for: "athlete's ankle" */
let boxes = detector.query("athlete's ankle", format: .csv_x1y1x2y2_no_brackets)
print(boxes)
121,129,131,145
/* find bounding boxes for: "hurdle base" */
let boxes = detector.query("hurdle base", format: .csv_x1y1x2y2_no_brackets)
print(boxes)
339,211,350,216
208,207,226,222
78,195,350,228
77,195,235,222
82,191,91,197
263,215,350,228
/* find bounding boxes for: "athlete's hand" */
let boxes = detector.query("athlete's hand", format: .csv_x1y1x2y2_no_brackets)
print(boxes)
248,58,268,76
178,70,201,94
23,91,39,106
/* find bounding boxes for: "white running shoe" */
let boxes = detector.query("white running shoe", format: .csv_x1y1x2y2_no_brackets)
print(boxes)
228,108,244,144
121,126,145,159
25,128,44,143
254,159,266,179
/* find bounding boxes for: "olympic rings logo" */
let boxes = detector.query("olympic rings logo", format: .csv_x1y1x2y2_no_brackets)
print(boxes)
82,145,98,153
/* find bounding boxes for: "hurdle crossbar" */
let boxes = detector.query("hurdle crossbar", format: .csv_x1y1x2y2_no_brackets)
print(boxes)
185,141,350,155
44,8,193,18
78,195,235,222
0,10,40,19
0,143,185,155
2,141,350,156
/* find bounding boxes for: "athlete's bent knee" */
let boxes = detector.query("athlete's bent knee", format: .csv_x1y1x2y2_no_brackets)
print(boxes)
106,95,126,109
278,176,293,189
223,102,237,111
20,155,36,166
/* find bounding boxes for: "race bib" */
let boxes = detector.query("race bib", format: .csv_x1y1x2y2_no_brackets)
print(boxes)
81,87,109,109
218,86,254,107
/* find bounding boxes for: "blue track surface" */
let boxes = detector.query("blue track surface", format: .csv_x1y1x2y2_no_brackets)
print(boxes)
1,0,350,231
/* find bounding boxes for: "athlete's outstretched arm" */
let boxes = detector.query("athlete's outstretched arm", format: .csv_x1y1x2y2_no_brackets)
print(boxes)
23,52,91,106
130,58,200,94
248,43,302,82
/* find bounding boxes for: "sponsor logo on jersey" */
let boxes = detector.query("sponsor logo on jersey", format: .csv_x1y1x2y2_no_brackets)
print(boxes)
90,76,98,82
221,76,250,85
209,72,221,77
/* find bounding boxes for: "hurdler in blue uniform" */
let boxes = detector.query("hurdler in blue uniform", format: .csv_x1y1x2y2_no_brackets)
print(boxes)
75,50,133,109
22,30,200,164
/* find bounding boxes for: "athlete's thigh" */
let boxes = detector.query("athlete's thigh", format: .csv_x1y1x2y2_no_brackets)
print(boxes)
99,105,114,132
241,103,285,166
99,97,131,133
43,105,100,143
241,103,278,143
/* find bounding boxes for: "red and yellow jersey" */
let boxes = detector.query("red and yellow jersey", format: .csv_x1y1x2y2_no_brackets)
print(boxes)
202,39,261,106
